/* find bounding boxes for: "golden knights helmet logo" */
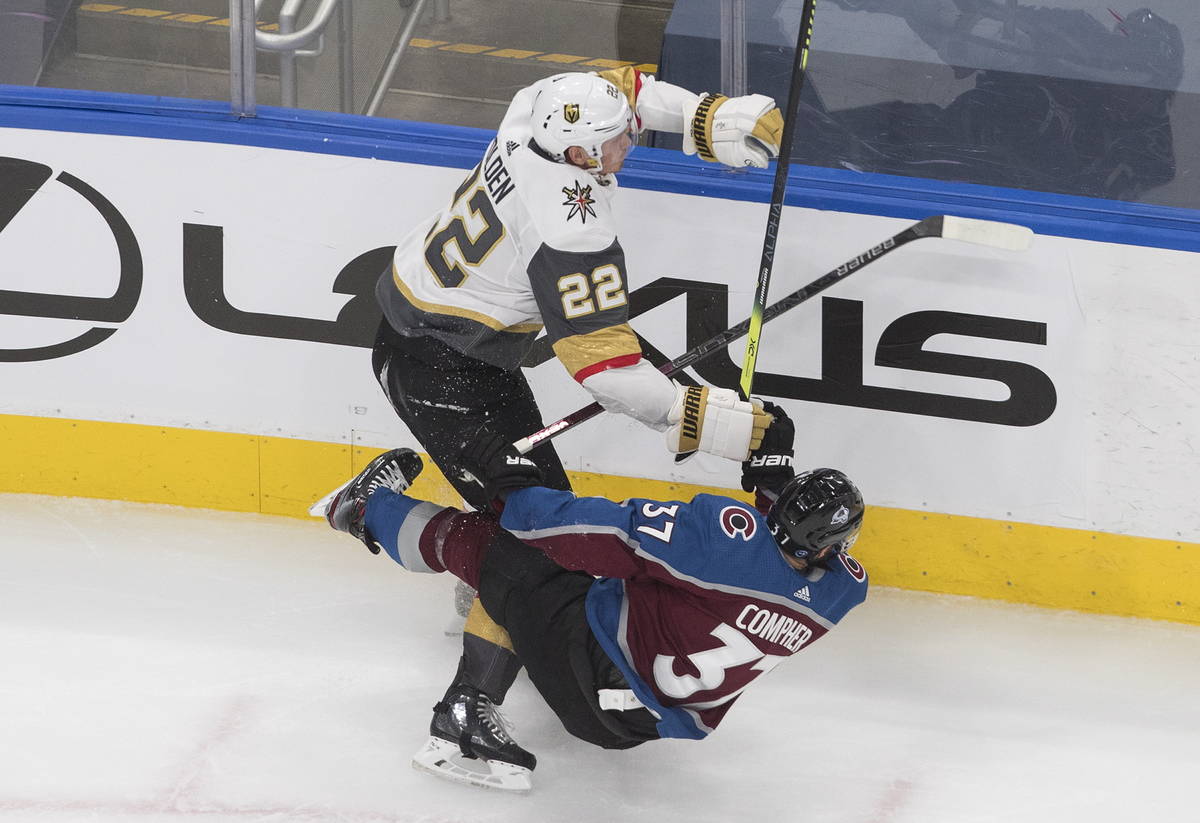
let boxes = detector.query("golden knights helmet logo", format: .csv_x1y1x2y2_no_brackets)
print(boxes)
563,103,581,124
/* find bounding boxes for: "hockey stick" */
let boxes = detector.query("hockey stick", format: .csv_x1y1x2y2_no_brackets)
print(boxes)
739,0,818,400
513,214,1032,455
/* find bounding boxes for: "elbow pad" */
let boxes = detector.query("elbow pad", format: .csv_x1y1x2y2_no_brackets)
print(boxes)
581,359,677,429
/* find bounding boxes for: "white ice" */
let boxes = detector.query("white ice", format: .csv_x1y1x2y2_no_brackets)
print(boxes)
1,493,1197,823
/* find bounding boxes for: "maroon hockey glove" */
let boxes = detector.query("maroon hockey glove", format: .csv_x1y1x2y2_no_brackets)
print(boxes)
459,429,544,511
741,401,795,498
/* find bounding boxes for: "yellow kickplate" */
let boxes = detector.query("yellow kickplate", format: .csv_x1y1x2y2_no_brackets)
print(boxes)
2,413,1195,625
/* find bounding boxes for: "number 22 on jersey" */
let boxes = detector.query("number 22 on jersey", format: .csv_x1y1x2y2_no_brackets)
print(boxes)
423,163,505,288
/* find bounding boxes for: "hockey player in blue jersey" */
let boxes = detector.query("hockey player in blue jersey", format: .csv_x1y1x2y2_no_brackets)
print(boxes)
322,404,868,792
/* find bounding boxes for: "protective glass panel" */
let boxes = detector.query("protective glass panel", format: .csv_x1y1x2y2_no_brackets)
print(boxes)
19,0,671,119
350,0,668,124
657,0,1197,208
16,0,1196,209
20,0,241,102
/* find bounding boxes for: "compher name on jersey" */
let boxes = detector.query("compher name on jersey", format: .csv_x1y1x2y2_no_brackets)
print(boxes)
735,604,814,652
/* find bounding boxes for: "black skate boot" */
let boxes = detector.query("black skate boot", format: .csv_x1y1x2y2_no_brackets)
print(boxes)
318,448,423,553
411,684,537,793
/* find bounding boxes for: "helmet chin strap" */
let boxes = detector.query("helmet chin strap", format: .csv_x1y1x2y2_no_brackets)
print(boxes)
575,152,614,185
804,545,842,568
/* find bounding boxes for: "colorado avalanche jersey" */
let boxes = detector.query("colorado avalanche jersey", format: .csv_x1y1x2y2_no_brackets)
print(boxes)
500,487,869,740
378,69,663,377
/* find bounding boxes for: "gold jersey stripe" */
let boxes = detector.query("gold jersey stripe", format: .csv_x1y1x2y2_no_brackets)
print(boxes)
391,265,542,334
551,323,641,376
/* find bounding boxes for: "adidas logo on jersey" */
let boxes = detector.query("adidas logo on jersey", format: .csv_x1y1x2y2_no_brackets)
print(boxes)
505,140,519,155
793,586,811,602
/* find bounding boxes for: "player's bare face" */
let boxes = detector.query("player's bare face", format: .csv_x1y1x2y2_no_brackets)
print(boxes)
784,544,836,572
598,125,636,173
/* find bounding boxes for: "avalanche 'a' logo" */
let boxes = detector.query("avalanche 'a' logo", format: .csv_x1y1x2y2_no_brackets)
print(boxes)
719,506,757,541
561,181,597,224
839,553,866,582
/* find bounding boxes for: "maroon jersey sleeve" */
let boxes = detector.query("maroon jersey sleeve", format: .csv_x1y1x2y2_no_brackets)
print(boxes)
525,529,646,579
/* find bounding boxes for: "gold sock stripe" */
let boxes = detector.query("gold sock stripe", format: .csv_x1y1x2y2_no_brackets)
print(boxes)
464,600,514,650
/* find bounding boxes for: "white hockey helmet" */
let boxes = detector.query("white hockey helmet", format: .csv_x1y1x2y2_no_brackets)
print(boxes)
530,72,634,170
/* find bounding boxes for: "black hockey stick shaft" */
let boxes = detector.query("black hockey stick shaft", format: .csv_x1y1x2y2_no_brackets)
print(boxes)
513,215,956,455
739,0,818,400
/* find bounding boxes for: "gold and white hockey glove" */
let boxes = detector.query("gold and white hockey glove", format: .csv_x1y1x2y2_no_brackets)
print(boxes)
683,93,783,169
665,384,772,461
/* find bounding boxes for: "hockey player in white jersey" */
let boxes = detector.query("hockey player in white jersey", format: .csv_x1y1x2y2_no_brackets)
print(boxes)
374,68,786,493
369,67,790,779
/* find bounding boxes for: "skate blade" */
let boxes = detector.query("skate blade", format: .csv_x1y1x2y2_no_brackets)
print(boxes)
411,737,532,794
306,481,349,517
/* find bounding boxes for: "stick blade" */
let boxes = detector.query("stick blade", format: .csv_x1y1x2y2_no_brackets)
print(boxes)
940,216,1034,251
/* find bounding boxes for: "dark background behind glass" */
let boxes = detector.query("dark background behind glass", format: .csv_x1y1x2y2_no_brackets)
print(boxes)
5,0,1196,210
657,0,1196,209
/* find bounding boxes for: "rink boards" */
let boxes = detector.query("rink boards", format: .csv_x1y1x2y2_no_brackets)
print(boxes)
1,90,1197,624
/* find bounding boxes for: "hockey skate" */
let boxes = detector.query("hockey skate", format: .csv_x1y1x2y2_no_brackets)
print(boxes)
314,448,423,552
411,684,536,793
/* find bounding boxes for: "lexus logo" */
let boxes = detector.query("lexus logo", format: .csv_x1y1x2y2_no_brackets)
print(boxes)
1,156,1057,428
0,157,143,361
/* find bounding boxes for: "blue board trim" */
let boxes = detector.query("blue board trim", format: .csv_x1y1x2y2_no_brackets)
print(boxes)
3,85,1197,254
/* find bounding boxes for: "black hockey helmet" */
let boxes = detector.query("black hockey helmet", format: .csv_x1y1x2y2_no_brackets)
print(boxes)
766,468,864,566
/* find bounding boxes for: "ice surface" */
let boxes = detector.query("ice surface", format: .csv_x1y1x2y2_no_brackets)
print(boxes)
1,493,1196,822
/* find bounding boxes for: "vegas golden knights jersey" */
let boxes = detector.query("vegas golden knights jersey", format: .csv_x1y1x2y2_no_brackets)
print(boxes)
377,69,695,382
379,77,634,378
